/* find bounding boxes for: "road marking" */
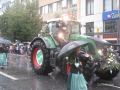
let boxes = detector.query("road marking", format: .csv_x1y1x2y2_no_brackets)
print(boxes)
0,71,18,80
101,83,120,88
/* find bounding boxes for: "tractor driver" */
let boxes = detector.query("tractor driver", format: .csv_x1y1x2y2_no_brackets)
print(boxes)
56,25,68,47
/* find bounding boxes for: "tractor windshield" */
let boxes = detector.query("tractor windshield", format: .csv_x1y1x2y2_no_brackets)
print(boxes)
63,21,81,34
47,21,81,35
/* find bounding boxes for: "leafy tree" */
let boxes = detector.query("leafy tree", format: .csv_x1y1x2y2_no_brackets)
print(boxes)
0,0,43,42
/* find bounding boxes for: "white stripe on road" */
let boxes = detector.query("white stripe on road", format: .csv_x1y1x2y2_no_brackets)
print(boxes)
101,83,120,88
0,71,18,80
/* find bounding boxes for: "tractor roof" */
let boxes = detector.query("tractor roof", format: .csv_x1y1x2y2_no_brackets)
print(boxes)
47,18,62,23
47,18,80,23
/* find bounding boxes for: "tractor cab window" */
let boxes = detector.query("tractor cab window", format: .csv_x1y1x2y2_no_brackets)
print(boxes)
41,24,50,35
70,22,80,34
47,21,80,35
61,21,80,34
48,22,58,34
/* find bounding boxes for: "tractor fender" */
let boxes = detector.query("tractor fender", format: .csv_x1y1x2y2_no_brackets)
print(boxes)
30,37,50,48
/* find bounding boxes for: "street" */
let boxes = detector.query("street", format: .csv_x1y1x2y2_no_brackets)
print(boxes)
0,53,120,90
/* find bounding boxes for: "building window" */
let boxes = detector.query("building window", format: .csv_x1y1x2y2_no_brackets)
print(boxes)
103,20,117,33
104,0,117,12
21,0,24,2
57,1,61,10
86,0,94,15
62,0,67,8
44,5,48,14
53,2,57,12
41,6,44,15
72,0,77,5
86,22,94,35
49,4,53,13
67,0,72,7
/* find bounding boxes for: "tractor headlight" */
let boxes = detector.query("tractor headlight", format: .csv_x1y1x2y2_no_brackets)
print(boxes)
62,15,70,21
58,33,64,39
98,50,103,55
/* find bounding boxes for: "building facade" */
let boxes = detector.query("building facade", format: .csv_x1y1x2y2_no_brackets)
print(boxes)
0,0,120,44
39,0,120,44
39,0,80,21
0,0,35,15
80,0,119,44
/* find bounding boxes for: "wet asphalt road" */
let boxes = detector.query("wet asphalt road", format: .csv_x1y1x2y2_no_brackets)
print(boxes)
0,53,120,90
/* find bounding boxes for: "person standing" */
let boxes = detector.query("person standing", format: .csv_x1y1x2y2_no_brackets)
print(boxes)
67,47,89,90
0,44,8,68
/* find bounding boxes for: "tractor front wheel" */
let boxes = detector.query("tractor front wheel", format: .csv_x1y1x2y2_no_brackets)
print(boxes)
30,40,52,75
95,69,119,80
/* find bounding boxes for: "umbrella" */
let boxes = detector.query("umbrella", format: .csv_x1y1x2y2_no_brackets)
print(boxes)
57,41,88,58
23,42,31,45
19,43,24,46
0,38,11,44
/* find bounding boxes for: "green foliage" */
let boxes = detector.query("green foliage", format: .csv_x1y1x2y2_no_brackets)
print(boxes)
0,0,43,42
101,52,120,70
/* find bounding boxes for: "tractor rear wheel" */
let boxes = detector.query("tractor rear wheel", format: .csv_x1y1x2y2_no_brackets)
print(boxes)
95,69,119,80
60,58,68,79
82,59,96,82
30,40,52,75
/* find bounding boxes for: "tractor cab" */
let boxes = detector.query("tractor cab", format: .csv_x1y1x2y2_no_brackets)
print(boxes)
41,17,81,47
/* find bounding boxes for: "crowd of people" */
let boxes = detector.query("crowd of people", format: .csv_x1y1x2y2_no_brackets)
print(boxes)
0,43,31,56
9,43,31,56
0,43,31,69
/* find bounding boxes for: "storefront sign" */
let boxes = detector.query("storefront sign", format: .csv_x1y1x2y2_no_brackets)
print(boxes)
103,10,120,20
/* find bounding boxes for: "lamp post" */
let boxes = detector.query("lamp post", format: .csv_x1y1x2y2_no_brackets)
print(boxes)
117,1,120,44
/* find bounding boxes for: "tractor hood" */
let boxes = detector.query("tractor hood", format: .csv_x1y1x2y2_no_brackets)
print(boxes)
69,34,111,59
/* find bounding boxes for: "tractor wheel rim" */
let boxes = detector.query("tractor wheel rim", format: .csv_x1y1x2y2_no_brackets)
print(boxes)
33,48,43,68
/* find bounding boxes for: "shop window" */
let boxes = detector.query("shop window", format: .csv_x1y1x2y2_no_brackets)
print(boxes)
49,4,53,13
86,0,94,15
104,0,117,12
103,20,117,33
86,22,94,34
53,2,57,12
44,5,48,14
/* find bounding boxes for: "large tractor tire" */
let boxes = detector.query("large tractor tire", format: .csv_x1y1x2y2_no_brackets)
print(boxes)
60,58,68,79
95,69,119,80
30,40,53,75
82,58,96,82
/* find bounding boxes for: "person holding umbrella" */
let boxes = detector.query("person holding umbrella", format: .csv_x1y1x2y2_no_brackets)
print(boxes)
57,41,89,90
67,46,89,90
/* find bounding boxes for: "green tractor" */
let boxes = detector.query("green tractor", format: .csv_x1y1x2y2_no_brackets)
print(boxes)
30,17,120,81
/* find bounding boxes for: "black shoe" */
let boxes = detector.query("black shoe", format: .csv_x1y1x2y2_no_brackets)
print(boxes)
1,66,4,69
